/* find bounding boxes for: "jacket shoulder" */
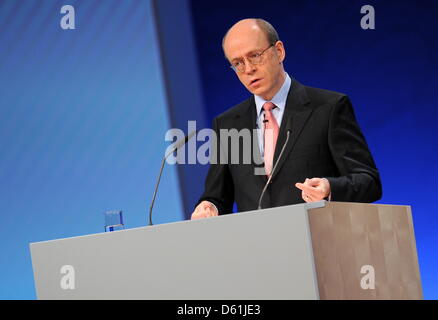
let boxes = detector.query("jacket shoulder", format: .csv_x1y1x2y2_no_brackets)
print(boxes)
215,96,253,121
303,84,348,106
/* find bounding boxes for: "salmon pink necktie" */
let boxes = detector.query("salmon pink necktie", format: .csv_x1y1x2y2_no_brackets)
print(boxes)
263,102,279,177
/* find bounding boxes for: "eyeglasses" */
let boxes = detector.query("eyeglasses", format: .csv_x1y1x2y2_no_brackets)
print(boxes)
230,44,275,73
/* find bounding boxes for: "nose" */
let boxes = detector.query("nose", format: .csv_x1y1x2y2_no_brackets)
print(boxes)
243,58,256,74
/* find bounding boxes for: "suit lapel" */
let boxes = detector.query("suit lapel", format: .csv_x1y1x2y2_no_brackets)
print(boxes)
271,79,312,181
230,79,312,186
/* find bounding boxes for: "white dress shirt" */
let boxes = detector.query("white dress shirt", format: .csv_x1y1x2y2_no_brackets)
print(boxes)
254,73,292,159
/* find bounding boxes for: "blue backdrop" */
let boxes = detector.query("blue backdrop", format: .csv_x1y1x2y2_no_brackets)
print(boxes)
188,0,438,299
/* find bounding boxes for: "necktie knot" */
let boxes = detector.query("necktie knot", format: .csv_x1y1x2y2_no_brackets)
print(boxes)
263,102,276,112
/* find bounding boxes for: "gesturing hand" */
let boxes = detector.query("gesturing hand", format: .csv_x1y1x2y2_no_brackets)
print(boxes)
295,178,331,203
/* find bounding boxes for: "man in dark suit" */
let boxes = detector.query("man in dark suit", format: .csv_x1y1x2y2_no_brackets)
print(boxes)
191,18,382,219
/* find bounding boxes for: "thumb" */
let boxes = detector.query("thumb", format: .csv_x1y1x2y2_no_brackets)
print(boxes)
307,177,322,186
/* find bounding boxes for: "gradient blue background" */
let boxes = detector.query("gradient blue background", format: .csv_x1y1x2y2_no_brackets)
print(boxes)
0,0,436,299
0,0,183,299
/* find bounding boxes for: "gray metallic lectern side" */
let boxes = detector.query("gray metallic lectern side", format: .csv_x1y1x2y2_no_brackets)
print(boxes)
30,202,324,299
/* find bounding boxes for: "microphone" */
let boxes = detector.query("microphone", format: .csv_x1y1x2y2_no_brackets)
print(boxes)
148,130,196,225
257,129,291,210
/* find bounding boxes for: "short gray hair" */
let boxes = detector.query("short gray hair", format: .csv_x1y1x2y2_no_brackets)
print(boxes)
254,19,279,45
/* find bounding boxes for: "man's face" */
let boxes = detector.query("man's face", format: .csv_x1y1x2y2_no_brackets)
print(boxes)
223,22,286,101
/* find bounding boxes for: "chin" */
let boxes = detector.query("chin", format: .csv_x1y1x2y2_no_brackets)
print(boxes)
250,87,266,97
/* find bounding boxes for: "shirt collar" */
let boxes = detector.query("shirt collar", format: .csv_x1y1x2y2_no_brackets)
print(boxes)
255,72,292,116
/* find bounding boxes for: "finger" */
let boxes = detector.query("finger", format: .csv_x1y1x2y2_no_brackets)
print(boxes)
202,202,212,210
191,212,201,220
302,178,314,188
195,207,218,220
302,190,312,203
191,211,204,220
306,178,322,187
301,190,306,202
295,183,315,196
191,207,202,220
205,207,217,217
296,183,321,198
295,182,308,191
296,178,311,187
201,202,219,215
301,183,326,201
192,208,208,220
206,204,218,216
192,202,211,219
307,178,330,198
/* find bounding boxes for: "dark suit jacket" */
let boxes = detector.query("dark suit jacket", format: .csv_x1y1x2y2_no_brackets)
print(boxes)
198,79,382,215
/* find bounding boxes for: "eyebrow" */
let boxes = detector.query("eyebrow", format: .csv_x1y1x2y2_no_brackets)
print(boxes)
231,57,244,63
230,49,262,63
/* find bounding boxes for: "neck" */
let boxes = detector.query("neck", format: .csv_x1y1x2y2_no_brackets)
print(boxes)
261,71,286,101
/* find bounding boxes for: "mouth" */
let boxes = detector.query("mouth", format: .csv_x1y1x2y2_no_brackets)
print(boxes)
249,78,262,87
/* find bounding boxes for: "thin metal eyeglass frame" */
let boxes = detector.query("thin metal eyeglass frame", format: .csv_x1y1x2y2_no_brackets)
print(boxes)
230,44,275,73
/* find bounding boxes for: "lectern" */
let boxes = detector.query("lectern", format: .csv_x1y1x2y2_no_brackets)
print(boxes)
30,201,422,299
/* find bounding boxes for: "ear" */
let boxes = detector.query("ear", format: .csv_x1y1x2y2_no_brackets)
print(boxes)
274,41,286,64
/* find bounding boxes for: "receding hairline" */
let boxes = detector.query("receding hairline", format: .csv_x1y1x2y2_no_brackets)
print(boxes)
222,18,280,52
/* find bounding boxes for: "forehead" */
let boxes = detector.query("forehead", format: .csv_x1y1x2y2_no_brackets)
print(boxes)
223,26,269,61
